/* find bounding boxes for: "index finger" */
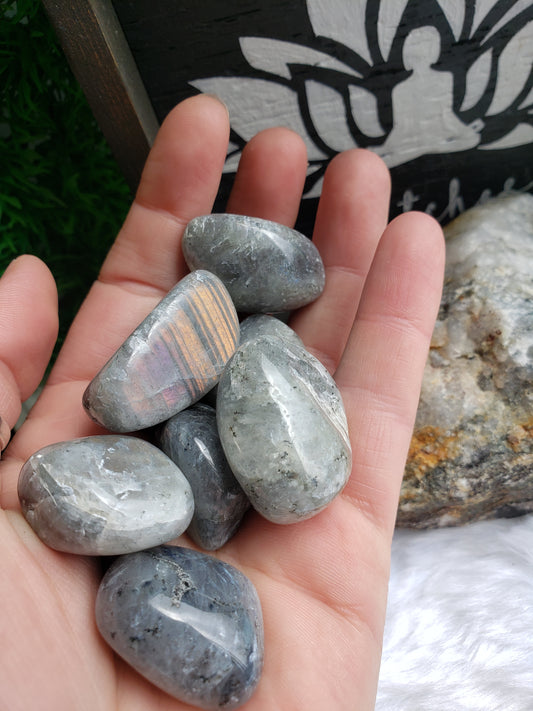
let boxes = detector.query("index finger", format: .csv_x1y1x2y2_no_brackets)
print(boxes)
49,95,231,385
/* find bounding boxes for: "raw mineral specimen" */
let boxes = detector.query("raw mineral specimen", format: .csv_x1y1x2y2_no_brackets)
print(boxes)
18,435,194,555
157,403,250,550
182,214,325,312
83,270,239,432
96,545,264,710
399,193,533,528
217,334,352,523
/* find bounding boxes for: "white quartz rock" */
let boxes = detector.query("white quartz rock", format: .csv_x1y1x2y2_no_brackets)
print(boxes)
400,193,533,527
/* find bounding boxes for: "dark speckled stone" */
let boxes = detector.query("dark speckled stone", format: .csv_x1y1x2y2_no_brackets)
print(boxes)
157,404,250,550
182,214,325,313
95,545,264,710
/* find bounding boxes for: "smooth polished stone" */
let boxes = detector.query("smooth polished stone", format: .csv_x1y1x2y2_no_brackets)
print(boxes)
217,334,352,523
83,270,239,432
239,314,303,349
157,404,250,550
193,314,303,410
18,436,194,555
96,545,264,710
182,214,325,312
399,193,533,528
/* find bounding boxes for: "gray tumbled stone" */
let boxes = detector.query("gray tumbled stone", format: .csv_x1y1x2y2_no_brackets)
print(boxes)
217,334,352,523
157,404,250,550
18,435,194,555
96,545,264,710
83,270,239,432
182,214,325,313
202,316,303,408
400,193,533,528
239,314,303,349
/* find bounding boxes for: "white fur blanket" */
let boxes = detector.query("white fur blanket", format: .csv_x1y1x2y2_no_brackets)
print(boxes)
377,515,533,710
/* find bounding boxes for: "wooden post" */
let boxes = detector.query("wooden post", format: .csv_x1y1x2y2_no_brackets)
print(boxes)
41,0,159,191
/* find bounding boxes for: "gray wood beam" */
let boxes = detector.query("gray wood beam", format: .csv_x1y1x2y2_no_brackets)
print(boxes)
41,0,159,191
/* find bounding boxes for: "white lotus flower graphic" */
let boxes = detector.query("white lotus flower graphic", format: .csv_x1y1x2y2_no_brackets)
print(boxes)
191,0,533,198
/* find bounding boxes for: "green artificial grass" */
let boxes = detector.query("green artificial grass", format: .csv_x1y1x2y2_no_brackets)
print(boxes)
1,0,132,350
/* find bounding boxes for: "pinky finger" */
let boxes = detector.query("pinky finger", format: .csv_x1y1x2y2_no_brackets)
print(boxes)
335,212,445,535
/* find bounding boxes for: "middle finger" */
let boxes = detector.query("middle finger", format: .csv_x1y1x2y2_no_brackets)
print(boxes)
225,127,308,225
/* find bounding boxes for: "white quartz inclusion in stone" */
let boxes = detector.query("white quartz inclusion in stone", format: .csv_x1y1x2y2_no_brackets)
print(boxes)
18,435,194,555
217,334,352,523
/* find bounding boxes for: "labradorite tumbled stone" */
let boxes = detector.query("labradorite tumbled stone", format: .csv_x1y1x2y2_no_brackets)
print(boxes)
96,545,264,710
83,270,239,432
217,335,352,524
182,214,325,312
239,314,303,349
18,435,194,555
157,404,250,550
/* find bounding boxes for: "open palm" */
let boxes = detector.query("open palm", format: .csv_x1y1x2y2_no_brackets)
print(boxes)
0,95,444,711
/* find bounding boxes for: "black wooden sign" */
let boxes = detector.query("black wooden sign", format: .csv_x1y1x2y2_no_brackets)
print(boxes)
113,0,533,233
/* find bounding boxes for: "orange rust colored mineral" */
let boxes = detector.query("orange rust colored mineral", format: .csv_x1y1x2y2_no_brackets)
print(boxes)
406,426,460,480
505,418,533,452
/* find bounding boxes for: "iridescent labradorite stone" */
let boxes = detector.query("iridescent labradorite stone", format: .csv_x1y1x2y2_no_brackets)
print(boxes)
217,334,352,523
18,436,194,555
96,545,264,710
157,403,250,550
182,214,325,313
83,270,239,432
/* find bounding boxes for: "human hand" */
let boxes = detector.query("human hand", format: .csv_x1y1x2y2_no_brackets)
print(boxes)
0,95,444,710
